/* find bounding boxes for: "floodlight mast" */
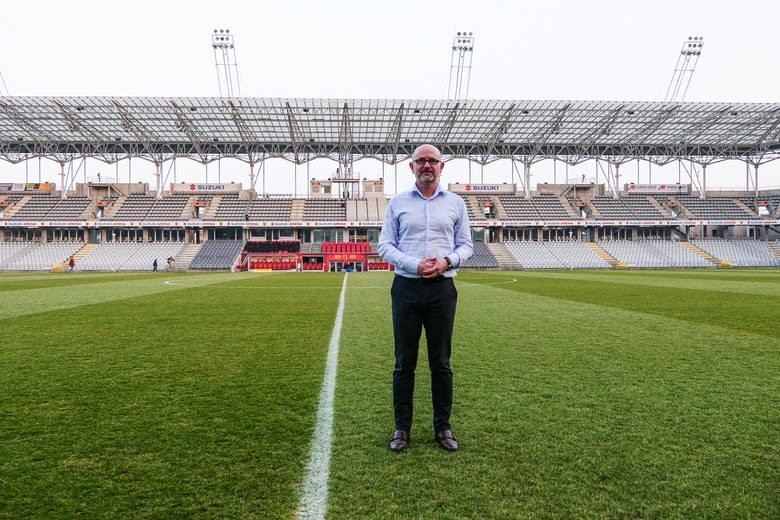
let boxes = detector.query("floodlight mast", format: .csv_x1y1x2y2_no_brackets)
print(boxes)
664,36,703,102
212,29,242,97
448,32,474,99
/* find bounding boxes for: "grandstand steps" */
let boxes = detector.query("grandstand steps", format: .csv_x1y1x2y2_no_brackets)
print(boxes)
586,201,603,219
171,243,202,270
671,198,694,219
181,196,196,219
558,195,580,218
81,200,97,219
734,198,757,216
467,197,483,220
679,242,721,265
290,199,305,220
346,199,357,220
583,242,620,268
203,196,220,218
486,242,522,270
764,240,780,263
492,196,509,220
648,196,675,218
103,196,125,219
3,195,31,218
74,243,97,262
671,226,687,241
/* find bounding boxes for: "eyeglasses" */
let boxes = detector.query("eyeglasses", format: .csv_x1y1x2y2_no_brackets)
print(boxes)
413,158,441,165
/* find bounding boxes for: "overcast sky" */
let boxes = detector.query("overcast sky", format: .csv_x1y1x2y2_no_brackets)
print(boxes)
1,0,778,193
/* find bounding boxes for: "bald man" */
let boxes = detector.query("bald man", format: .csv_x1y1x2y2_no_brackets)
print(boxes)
378,144,473,452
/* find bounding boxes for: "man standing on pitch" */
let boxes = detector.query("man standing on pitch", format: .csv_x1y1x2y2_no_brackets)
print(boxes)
378,144,473,452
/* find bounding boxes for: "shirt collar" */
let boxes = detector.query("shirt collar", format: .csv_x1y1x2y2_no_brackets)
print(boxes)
411,183,446,200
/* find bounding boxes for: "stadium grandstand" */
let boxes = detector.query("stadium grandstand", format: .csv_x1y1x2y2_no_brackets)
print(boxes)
1,96,779,272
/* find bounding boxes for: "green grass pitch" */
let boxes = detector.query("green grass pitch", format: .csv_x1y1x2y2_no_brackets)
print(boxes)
1,269,778,518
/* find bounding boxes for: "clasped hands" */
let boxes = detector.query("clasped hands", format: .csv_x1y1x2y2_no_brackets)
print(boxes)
416,256,448,278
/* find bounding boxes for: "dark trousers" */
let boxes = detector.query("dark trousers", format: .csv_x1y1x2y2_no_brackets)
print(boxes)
391,275,458,432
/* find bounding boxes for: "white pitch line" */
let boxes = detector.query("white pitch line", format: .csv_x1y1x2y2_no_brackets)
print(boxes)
297,272,348,520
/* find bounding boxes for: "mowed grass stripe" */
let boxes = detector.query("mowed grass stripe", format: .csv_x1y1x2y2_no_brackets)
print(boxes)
328,271,778,518
505,269,780,297
0,272,250,320
0,273,344,518
0,272,216,293
476,270,780,339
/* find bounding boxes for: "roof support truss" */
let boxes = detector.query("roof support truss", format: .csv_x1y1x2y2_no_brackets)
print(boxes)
0,96,777,173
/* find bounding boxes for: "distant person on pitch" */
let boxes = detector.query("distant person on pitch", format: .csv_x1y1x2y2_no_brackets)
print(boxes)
152,259,158,272
378,144,473,452
68,256,75,272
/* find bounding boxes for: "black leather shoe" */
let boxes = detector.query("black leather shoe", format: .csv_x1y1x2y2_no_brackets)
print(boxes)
390,430,410,452
435,429,459,451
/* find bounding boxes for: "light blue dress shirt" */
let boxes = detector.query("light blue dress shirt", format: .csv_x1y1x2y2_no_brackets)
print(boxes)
378,184,473,278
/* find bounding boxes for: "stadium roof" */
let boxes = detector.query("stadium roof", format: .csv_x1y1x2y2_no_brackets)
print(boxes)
1,96,779,167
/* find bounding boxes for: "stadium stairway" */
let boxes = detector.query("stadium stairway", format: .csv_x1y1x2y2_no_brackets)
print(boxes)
583,242,621,268
734,198,757,216
492,197,509,219
466,197,484,220
80,200,97,219
102,196,125,219
73,243,97,263
181,196,196,219
2,195,30,218
679,242,722,266
764,240,780,263
170,243,202,271
585,201,603,219
486,242,523,270
203,196,220,218
672,199,695,219
649,196,676,218
558,195,581,218
290,199,305,220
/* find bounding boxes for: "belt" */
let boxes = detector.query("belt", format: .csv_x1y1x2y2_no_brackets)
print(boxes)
396,274,450,284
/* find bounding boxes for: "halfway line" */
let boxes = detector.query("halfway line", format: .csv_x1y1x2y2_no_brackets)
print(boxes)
297,272,348,519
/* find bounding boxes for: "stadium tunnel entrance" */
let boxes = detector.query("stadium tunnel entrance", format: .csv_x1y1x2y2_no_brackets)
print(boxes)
328,260,362,272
